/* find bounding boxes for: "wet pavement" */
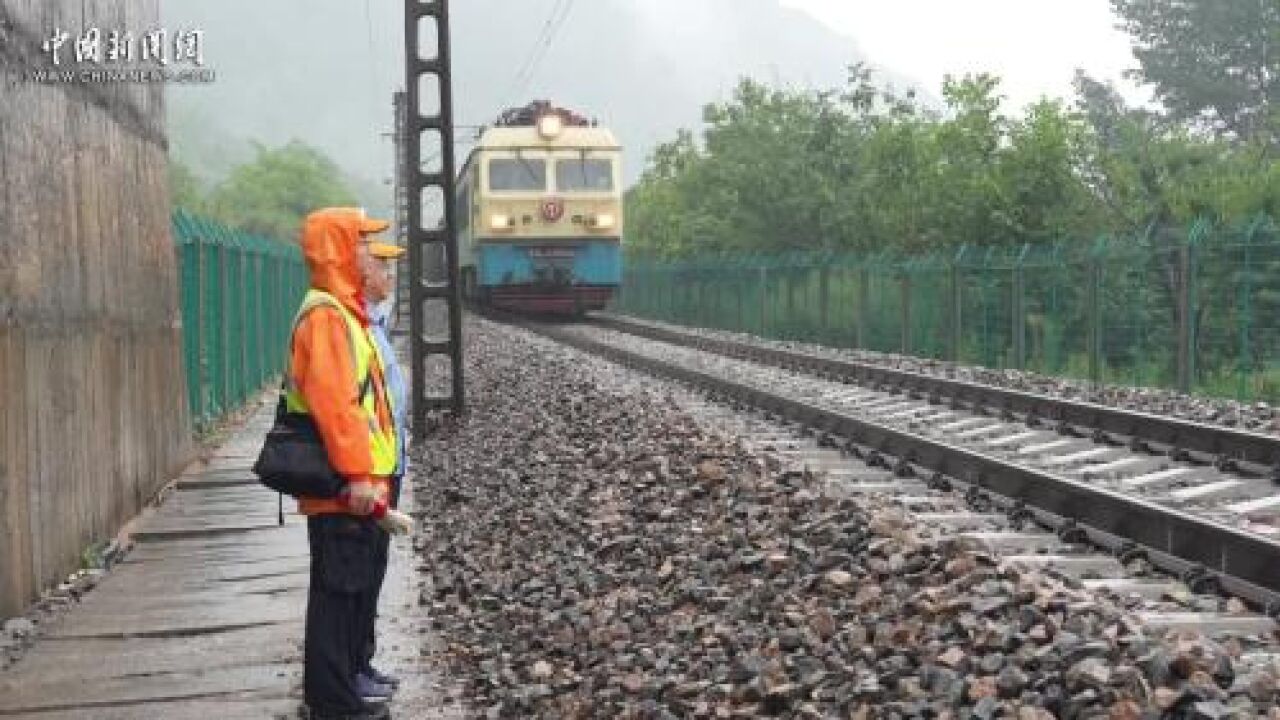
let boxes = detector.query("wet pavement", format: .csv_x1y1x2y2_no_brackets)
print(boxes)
0,397,462,719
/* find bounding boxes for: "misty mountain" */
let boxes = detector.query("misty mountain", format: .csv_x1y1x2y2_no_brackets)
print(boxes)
163,0,921,215
453,0,926,183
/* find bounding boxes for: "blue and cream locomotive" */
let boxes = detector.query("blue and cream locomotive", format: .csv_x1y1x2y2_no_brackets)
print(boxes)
456,102,623,314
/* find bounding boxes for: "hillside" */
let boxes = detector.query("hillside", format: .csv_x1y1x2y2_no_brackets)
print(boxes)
163,0,921,208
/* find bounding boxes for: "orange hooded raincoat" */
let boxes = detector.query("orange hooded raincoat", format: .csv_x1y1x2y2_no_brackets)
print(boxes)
291,210,395,516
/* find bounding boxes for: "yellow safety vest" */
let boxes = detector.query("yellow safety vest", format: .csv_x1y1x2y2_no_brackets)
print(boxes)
285,289,398,476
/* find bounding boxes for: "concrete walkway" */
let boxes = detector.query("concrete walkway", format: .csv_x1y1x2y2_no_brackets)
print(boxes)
0,399,462,719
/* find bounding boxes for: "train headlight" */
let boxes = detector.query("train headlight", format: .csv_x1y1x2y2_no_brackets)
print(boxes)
490,214,514,230
590,213,616,230
537,115,563,140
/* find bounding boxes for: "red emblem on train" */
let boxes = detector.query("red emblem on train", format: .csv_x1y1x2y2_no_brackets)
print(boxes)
540,197,565,222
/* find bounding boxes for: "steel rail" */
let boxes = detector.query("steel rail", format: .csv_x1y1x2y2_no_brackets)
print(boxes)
593,314,1280,477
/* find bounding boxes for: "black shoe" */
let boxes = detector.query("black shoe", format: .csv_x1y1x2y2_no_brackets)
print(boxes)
306,699,390,720
365,666,401,688
355,672,395,701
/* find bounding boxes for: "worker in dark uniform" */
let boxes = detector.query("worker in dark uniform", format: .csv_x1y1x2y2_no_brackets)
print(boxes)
358,239,409,694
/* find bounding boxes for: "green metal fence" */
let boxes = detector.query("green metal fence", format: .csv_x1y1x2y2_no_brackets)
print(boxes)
617,215,1280,402
172,210,309,429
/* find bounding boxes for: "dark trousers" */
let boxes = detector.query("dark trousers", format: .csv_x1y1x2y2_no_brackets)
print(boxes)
360,475,400,672
305,514,383,714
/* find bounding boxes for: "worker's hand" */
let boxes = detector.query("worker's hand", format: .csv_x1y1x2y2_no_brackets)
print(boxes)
346,480,380,516
377,509,415,535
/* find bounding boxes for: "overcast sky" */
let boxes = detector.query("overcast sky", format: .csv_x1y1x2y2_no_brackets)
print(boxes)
778,0,1147,111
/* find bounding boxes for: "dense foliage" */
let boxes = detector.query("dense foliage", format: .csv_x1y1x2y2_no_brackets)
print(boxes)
168,141,358,241
627,0,1280,258
1111,0,1280,145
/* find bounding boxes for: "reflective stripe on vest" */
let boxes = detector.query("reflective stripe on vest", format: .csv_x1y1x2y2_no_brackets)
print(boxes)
285,289,398,476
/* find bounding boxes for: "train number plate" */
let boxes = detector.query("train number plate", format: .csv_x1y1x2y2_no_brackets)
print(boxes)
528,247,576,260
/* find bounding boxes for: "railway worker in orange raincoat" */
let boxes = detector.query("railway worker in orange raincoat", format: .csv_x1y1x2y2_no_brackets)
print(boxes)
288,207,404,720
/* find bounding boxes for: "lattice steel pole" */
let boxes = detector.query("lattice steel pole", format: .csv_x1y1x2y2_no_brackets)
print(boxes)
405,0,465,435
392,91,410,331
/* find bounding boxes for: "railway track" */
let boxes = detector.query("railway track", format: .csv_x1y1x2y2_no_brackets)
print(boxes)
589,314,1280,478
432,315,1280,715
580,315,1280,601
486,313,1280,629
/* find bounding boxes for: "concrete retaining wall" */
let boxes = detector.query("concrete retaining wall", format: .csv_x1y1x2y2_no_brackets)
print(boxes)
0,0,192,618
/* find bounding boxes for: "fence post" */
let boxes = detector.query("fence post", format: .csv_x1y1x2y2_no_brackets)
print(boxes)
229,227,241,405
646,266,652,317
693,268,701,328
1012,244,1029,370
705,265,713,327
1088,238,1104,385
663,269,671,321
1237,216,1264,400
637,266,645,316
735,266,745,331
239,238,248,399
205,227,218,418
819,264,830,343
758,264,768,336
705,269,713,328
693,270,702,327
677,269,684,322
242,242,252,393
1176,222,1205,394
246,245,256,390
214,237,227,414
856,264,869,349
276,255,286,375
194,232,206,427
786,263,797,332
899,266,912,355
227,229,238,409
702,270,710,328
684,269,693,324
712,269,721,329
254,248,265,389
950,246,965,362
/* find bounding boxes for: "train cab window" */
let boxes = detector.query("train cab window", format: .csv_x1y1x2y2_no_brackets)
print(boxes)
488,158,546,192
556,159,614,192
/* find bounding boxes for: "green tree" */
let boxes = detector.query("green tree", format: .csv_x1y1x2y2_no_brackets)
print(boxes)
206,141,358,240
997,98,1098,243
169,159,206,213
1073,72,1277,228
1111,0,1280,144
626,68,1280,260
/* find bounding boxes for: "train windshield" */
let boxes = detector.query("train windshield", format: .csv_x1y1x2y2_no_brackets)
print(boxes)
488,158,547,191
556,159,614,192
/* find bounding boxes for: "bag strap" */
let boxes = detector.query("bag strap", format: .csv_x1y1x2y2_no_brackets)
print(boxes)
358,369,373,405
271,376,287,527
274,376,289,421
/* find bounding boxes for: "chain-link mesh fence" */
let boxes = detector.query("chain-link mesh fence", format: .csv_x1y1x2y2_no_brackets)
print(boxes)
172,210,308,429
616,216,1280,402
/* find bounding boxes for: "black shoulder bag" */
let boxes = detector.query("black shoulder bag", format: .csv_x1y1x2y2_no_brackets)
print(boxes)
252,374,372,522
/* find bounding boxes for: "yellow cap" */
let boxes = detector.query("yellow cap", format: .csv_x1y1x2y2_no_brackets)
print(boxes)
368,242,406,260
